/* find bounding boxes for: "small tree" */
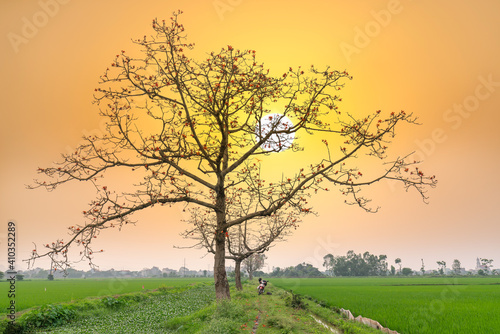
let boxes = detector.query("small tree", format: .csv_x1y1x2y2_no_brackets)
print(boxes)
402,267,413,276
420,259,425,276
323,253,335,276
27,11,436,300
436,261,446,275
480,258,493,273
180,202,297,290
395,258,402,274
452,259,462,275
390,265,396,276
243,253,266,281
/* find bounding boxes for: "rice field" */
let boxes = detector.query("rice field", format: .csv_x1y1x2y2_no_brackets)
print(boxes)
0,277,212,314
273,276,500,334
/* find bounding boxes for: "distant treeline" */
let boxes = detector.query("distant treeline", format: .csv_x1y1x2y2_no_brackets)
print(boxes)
260,263,325,278
323,251,389,276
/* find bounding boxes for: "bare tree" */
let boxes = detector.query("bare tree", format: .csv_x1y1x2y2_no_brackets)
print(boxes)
180,201,297,290
27,11,437,300
243,253,266,282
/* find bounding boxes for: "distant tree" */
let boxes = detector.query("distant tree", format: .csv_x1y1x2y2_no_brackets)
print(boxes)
0,271,4,280
402,267,413,276
395,258,402,274
28,12,437,301
281,263,324,278
323,253,335,276
15,274,24,281
390,265,396,276
378,254,388,276
452,259,462,275
254,270,266,277
271,267,282,277
478,269,486,276
436,261,446,275
420,259,425,275
243,253,266,282
480,258,493,273
48,274,54,280
330,250,388,276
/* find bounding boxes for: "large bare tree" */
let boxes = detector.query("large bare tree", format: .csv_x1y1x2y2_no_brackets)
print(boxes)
28,11,436,300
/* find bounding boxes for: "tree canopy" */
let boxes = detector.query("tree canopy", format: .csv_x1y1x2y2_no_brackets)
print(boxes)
28,11,436,300
325,250,388,276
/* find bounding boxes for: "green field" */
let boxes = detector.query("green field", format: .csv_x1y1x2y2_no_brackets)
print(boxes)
3,276,500,333
273,276,500,334
0,277,212,315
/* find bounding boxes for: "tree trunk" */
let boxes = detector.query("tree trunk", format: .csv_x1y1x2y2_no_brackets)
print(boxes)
248,268,253,281
234,259,243,291
214,214,231,301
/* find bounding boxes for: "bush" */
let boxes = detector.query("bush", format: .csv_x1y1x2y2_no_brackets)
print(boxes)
284,291,307,309
101,296,126,309
158,284,176,292
3,321,23,334
21,304,76,330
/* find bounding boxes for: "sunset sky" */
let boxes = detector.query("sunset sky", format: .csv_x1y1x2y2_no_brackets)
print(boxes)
1,0,499,274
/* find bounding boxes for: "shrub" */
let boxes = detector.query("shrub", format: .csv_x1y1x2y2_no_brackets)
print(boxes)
284,291,307,310
101,296,126,309
21,304,76,330
3,321,23,334
158,284,175,292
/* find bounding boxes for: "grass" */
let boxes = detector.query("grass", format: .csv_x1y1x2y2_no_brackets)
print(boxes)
273,276,500,334
163,281,379,334
0,277,212,315
6,276,496,333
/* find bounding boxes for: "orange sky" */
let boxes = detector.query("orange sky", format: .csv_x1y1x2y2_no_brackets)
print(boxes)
1,0,500,273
